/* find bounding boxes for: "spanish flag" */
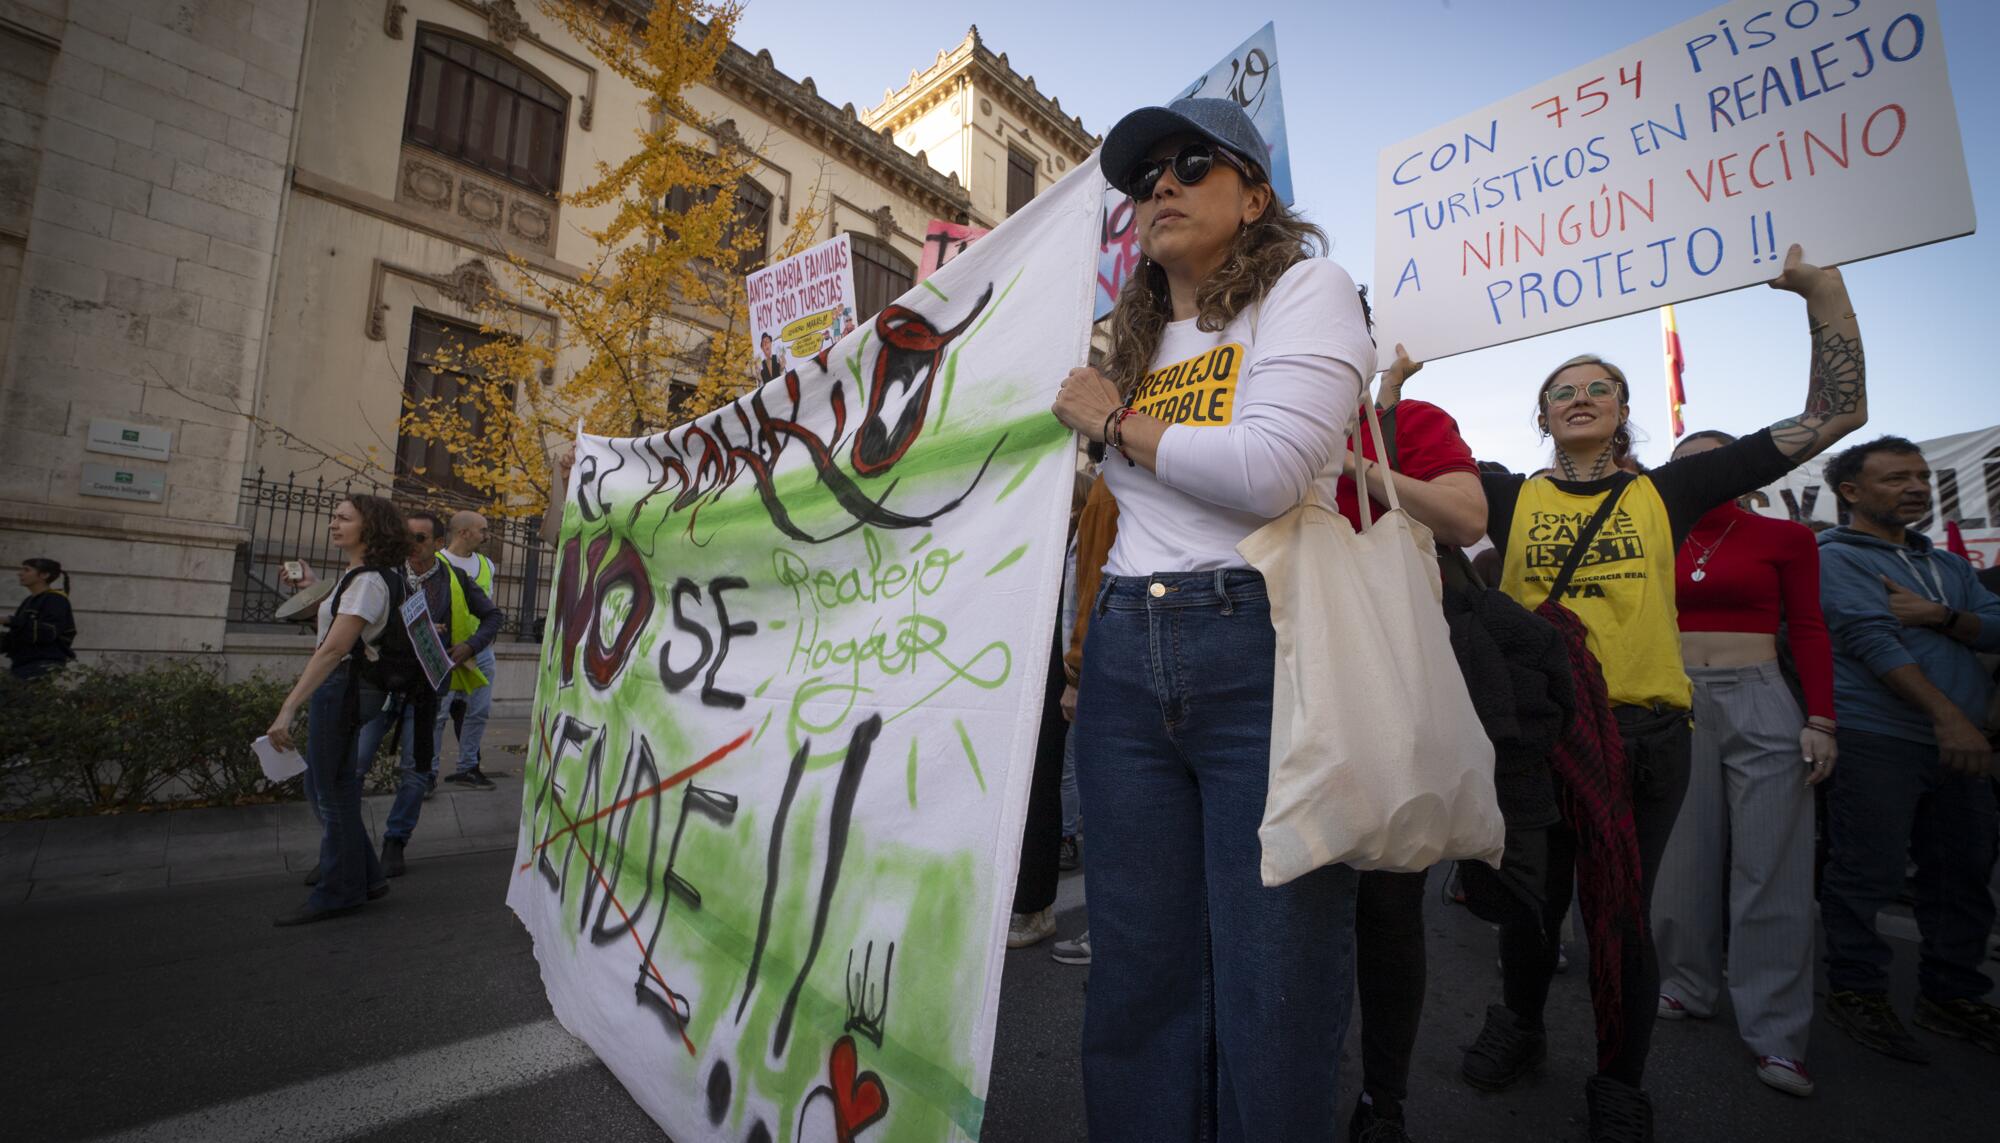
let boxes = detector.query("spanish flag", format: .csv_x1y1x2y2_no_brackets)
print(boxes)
1662,304,1687,438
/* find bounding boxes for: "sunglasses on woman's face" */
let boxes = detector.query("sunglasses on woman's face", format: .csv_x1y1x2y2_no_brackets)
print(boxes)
1127,142,1254,202
1544,379,1620,405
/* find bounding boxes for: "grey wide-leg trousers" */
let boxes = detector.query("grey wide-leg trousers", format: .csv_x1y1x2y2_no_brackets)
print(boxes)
1653,661,1817,1061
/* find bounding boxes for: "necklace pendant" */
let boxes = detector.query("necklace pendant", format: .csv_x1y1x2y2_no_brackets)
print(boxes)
1691,569,1706,582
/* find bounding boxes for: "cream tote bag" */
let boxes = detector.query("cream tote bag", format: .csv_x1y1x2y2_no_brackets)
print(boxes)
1237,390,1504,885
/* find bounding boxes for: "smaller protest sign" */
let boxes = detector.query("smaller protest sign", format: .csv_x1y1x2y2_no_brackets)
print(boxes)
399,588,452,693
1372,0,1974,362
917,220,989,281
746,233,857,380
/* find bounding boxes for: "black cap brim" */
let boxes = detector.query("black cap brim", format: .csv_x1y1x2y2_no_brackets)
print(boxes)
1100,106,1253,198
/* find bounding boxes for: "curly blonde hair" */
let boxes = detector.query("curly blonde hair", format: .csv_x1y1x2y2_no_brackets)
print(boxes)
1102,191,1328,397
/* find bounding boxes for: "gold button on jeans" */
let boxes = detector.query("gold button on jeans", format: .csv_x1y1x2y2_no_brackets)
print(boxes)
1148,582,1166,598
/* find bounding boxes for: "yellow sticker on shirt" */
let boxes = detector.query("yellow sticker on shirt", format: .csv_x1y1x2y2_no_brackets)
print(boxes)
1131,343,1243,426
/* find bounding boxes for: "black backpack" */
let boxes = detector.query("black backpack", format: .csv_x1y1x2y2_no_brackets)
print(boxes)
329,566,427,698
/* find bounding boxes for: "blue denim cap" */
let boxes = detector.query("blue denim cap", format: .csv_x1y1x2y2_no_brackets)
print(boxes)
1100,97,1270,198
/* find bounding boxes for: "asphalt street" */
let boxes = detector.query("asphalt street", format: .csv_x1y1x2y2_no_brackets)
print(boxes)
4,847,1995,1142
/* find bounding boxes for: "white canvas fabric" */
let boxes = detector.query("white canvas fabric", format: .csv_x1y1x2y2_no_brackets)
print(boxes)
1239,392,1504,883
507,157,1107,1142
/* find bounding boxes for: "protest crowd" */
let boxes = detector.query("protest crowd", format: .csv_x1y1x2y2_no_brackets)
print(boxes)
1037,97,1994,1143
11,87,1992,1143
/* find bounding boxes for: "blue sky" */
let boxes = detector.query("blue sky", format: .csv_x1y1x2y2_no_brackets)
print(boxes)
734,0,1997,473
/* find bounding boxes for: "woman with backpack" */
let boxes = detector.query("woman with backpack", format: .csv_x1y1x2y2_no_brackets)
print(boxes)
267,494,413,926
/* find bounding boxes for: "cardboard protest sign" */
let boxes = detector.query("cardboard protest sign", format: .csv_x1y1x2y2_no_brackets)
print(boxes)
917,221,989,282
509,158,1106,1143
748,234,858,382
1095,22,1293,319
399,586,452,693
1373,0,1974,361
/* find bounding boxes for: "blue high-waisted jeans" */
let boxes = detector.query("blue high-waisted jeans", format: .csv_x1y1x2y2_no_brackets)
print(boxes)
304,662,386,910
1074,569,1358,1142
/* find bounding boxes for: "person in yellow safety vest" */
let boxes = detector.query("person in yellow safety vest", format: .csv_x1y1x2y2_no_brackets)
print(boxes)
438,509,503,790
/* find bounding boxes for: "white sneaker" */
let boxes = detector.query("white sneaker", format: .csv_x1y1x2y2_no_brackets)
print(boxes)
1052,930,1092,965
1007,906,1055,949
1755,1055,1814,1097
1657,993,1689,1021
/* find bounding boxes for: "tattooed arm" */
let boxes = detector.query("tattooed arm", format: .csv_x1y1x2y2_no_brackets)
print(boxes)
1764,244,1866,463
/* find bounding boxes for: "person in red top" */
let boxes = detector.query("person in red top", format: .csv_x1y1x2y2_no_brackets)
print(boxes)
1337,347,1485,1143
1651,429,1838,1099
1337,348,1485,540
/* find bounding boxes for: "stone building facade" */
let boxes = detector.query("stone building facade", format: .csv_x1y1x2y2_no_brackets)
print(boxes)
0,1,1094,716
863,26,1096,228
1,0,307,662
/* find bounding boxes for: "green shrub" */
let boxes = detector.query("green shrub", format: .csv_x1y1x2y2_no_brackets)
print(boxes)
0,662,295,816
0,663,467,817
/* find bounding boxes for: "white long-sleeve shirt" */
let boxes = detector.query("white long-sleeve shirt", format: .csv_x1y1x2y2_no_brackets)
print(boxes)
1102,257,1375,576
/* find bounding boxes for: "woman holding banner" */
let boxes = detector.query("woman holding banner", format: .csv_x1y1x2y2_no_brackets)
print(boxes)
1440,245,1864,1142
1051,97,1377,1140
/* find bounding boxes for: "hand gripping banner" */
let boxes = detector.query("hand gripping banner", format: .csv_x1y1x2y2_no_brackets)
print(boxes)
509,158,1106,1143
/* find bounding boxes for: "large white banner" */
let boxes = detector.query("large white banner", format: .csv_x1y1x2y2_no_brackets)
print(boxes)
511,162,1105,1141
1374,0,1975,361
1096,22,1293,319
748,233,857,382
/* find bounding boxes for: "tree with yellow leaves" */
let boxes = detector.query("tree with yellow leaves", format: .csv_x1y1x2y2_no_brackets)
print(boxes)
397,0,825,516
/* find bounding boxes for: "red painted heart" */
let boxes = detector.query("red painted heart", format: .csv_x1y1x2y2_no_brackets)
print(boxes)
829,1034,888,1139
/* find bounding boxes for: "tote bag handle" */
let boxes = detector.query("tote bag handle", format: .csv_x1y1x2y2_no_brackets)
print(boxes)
1344,382,1402,533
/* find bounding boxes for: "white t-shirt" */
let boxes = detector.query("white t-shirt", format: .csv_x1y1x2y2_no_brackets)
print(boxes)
1102,257,1376,576
440,549,484,580
316,568,391,660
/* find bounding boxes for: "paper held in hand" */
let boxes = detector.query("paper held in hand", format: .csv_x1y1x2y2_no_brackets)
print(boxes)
399,587,453,693
252,736,306,782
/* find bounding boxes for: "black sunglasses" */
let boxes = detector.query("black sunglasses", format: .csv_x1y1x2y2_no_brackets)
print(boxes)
1126,142,1256,202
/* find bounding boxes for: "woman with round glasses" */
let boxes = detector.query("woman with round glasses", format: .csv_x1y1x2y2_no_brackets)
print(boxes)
1438,246,1866,1142
1050,98,1377,1140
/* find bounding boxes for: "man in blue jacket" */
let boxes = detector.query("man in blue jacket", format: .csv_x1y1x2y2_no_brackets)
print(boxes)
1817,435,2000,1062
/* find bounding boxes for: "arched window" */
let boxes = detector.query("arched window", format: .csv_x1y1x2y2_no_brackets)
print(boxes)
663,177,772,271
398,311,503,502
404,29,567,196
850,233,914,322
732,179,773,270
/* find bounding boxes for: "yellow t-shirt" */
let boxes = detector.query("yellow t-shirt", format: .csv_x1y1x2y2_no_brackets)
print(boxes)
1499,476,1691,710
